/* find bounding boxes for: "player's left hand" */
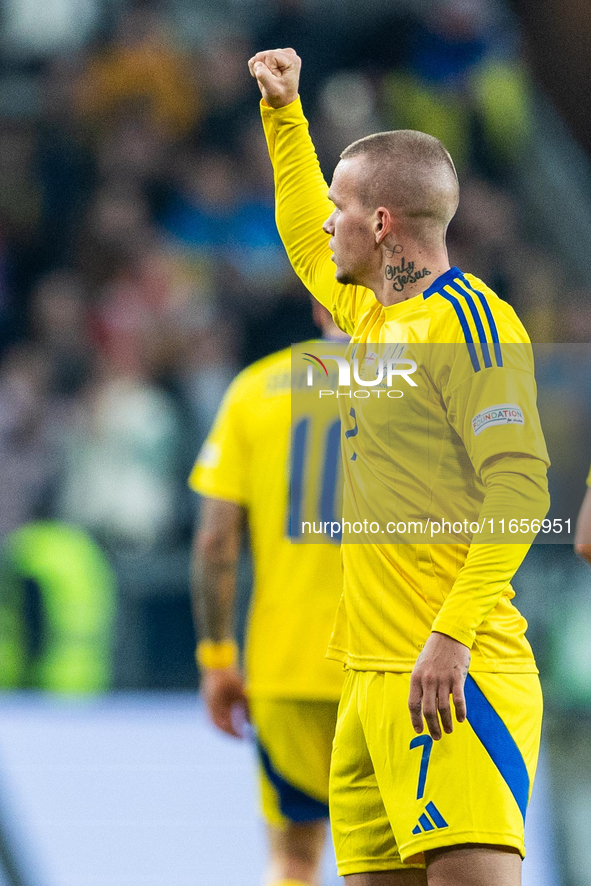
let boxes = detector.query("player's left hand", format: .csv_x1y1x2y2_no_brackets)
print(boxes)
201,667,249,739
408,632,470,741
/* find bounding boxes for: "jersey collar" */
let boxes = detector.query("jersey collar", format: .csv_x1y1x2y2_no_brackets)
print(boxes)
422,267,463,299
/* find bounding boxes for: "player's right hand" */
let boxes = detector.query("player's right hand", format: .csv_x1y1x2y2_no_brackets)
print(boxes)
201,667,249,739
408,631,470,741
248,48,301,109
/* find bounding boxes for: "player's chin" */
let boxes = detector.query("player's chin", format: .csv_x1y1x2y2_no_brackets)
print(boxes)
334,267,356,285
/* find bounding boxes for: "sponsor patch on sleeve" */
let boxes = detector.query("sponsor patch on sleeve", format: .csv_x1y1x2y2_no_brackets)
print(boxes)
472,404,524,436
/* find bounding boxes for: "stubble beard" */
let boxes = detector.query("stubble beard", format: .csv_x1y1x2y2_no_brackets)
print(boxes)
335,266,357,286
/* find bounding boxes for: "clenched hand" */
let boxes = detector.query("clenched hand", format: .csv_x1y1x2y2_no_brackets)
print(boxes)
248,47,301,109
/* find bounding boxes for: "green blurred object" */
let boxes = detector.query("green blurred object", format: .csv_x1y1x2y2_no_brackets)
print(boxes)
547,588,591,708
382,71,470,171
382,60,531,173
472,60,532,159
0,521,116,692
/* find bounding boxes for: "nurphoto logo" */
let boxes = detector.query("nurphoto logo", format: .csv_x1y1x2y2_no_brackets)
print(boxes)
304,352,418,392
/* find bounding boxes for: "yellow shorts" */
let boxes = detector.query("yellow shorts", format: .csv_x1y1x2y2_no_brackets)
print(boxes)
250,697,339,828
330,669,543,876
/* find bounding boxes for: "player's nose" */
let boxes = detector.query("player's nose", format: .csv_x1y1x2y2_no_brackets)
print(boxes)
323,213,335,235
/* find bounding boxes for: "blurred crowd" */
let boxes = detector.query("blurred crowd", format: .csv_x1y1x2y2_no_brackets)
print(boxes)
0,0,588,688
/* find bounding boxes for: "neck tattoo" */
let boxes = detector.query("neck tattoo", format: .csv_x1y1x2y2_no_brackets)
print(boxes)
385,257,431,293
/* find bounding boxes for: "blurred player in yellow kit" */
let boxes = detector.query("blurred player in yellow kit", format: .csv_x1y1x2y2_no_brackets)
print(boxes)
249,47,550,886
191,301,347,886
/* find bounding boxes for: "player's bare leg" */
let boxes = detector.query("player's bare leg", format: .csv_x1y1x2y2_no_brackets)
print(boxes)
345,871,427,885
425,844,521,885
266,820,326,885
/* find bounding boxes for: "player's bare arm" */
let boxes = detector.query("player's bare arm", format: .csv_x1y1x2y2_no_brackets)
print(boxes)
408,632,470,741
248,47,301,109
574,485,591,564
192,497,248,738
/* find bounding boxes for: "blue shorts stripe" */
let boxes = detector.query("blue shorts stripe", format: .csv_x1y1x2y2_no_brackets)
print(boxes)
447,284,493,368
437,290,481,372
255,739,329,823
462,280,503,367
465,675,529,822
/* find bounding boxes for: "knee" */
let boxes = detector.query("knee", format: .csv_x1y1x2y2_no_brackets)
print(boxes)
271,819,327,865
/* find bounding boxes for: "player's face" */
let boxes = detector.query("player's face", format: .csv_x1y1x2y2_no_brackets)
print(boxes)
324,159,376,286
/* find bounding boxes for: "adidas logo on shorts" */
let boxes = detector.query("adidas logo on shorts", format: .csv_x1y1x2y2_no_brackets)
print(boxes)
411,801,449,835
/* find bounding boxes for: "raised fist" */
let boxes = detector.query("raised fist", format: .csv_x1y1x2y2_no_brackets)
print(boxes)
248,47,301,109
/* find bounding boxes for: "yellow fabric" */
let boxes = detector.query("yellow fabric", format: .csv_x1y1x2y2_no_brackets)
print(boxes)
330,669,542,874
189,347,344,700
261,98,374,337
586,462,591,486
251,697,338,826
262,97,550,673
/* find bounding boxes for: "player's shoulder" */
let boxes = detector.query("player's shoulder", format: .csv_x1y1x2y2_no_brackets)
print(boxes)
424,267,530,346
334,284,376,336
225,345,293,405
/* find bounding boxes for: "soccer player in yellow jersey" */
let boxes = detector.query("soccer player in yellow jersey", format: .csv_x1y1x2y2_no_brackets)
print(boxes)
248,47,550,886
191,302,347,886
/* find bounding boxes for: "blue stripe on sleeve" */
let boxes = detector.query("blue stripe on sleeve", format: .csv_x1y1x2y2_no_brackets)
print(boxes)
437,290,481,373
447,284,493,369
465,675,529,822
461,280,503,367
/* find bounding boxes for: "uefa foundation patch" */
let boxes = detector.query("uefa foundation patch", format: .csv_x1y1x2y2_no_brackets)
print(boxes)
472,404,525,436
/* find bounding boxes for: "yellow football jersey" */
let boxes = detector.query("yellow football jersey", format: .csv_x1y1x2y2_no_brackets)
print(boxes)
189,346,344,700
262,98,550,674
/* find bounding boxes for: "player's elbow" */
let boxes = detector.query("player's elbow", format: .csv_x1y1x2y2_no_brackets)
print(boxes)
574,542,591,565
526,459,550,519
196,528,233,567
539,485,551,521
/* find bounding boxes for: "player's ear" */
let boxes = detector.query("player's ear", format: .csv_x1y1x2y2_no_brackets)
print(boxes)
374,207,393,245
